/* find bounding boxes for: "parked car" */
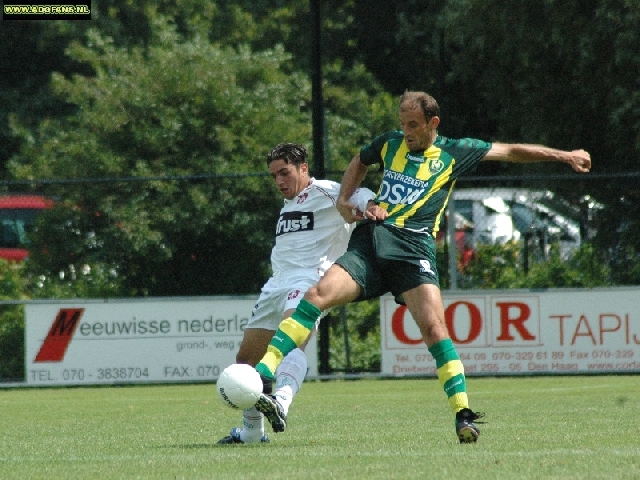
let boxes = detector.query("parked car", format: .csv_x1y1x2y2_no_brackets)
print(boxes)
0,194,54,261
436,188,588,266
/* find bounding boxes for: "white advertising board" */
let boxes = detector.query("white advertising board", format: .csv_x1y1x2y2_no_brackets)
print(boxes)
381,287,640,376
25,297,318,386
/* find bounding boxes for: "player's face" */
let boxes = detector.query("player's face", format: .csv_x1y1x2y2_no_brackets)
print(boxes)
399,104,440,151
269,159,310,200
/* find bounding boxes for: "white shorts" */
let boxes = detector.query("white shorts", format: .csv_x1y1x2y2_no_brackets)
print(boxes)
246,270,324,331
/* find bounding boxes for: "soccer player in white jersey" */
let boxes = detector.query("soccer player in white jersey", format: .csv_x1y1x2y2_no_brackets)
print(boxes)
218,143,373,444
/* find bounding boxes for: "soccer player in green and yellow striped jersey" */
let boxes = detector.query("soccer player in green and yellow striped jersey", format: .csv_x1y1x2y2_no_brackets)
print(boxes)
254,91,592,443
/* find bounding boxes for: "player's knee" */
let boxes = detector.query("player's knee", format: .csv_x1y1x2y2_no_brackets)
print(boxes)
303,283,319,301
303,284,329,309
304,275,357,310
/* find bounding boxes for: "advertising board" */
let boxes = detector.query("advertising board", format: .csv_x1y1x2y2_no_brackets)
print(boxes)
381,287,640,376
25,297,318,386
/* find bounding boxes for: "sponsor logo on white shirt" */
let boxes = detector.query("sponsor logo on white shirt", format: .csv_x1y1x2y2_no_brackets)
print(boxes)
275,211,315,236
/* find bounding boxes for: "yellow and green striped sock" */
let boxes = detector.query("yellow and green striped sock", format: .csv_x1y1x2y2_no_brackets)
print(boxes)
428,338,469,413
255,299,321,380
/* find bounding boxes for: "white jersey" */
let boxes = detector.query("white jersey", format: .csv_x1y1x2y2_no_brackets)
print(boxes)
249,179,373,330
270,178,373,276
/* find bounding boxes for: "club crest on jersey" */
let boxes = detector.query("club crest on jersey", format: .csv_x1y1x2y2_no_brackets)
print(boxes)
429,158,444,175
296,192,308,204
287,289,301,301
276,211,315,236
405,152,426,163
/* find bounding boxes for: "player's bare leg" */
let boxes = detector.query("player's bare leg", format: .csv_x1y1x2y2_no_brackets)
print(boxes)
255,266,361,431
236,328,276,366
403,284,484,443
256,265,360,382
218,328,274,444
250,312,315,434
303,265,362,311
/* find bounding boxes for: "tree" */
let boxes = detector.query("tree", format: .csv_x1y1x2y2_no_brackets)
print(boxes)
9,19,391,296
383,0,640,260
10,21,306,295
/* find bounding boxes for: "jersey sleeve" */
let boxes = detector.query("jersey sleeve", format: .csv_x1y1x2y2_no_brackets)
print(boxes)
441,137,492,177
347,187,375,212
359,131,402,167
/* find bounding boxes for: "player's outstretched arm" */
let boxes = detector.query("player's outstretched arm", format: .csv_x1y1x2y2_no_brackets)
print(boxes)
483,143,591,173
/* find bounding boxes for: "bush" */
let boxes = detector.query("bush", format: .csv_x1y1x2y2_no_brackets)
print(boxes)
0,241,619,378
0,260,26,380
328,300,380,372
461,242,610,289
0,306,25,380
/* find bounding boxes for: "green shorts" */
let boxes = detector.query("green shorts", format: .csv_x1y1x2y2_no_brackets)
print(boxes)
335,221,439,304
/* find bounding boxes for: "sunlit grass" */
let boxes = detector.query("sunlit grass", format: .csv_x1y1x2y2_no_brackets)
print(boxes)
1,376,639,479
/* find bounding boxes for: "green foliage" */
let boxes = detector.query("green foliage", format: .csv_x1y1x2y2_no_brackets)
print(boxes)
328,300,381,372
521,243,610,288
0,260,26,380
0,308,23,380
1,0,639,377
28,262,127,300
8,17,396,297
3,1,639,298
458,242,522,289
0,256,129,380
327,241,613,373
10,22,309,296
436,1,640,244
461,242,610,290
592,198,640,284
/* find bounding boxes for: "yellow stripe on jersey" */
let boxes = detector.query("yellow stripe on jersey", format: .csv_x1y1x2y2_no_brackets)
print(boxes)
419,146,444,180
374,142,391,201
390,145,433,227
380,142,389,162
389,142,409,172
394,148,455,228
387,203,406,219
432,180,456,237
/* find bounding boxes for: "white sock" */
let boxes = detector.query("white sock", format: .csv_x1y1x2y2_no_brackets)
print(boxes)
274,348,308,416
239,407,264,443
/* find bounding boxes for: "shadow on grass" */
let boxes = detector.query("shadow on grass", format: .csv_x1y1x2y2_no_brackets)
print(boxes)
156,442,276,449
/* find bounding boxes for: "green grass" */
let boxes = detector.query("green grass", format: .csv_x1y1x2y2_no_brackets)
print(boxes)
1,376,639,479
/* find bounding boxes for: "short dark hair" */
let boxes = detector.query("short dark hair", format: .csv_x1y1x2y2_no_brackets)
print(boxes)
267,143,308,166
399,91,440,122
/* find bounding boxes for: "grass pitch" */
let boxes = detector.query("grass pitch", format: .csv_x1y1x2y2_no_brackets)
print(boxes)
1,375,638,479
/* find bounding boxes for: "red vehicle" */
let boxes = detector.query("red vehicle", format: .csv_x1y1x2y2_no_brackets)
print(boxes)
0,195,54,261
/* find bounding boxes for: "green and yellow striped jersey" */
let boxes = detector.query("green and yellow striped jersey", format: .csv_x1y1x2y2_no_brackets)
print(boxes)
360,131,491,235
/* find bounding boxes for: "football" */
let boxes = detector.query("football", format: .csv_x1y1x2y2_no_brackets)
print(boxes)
216,363,263,409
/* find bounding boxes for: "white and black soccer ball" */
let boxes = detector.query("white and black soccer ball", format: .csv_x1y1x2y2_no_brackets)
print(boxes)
216,363,263,410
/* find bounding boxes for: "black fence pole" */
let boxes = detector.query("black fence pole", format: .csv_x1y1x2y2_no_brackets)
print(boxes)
310,0,330,374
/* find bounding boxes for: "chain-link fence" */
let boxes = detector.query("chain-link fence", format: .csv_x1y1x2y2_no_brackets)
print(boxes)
0,171,639,379
440,172,639,288
5,171,635,285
